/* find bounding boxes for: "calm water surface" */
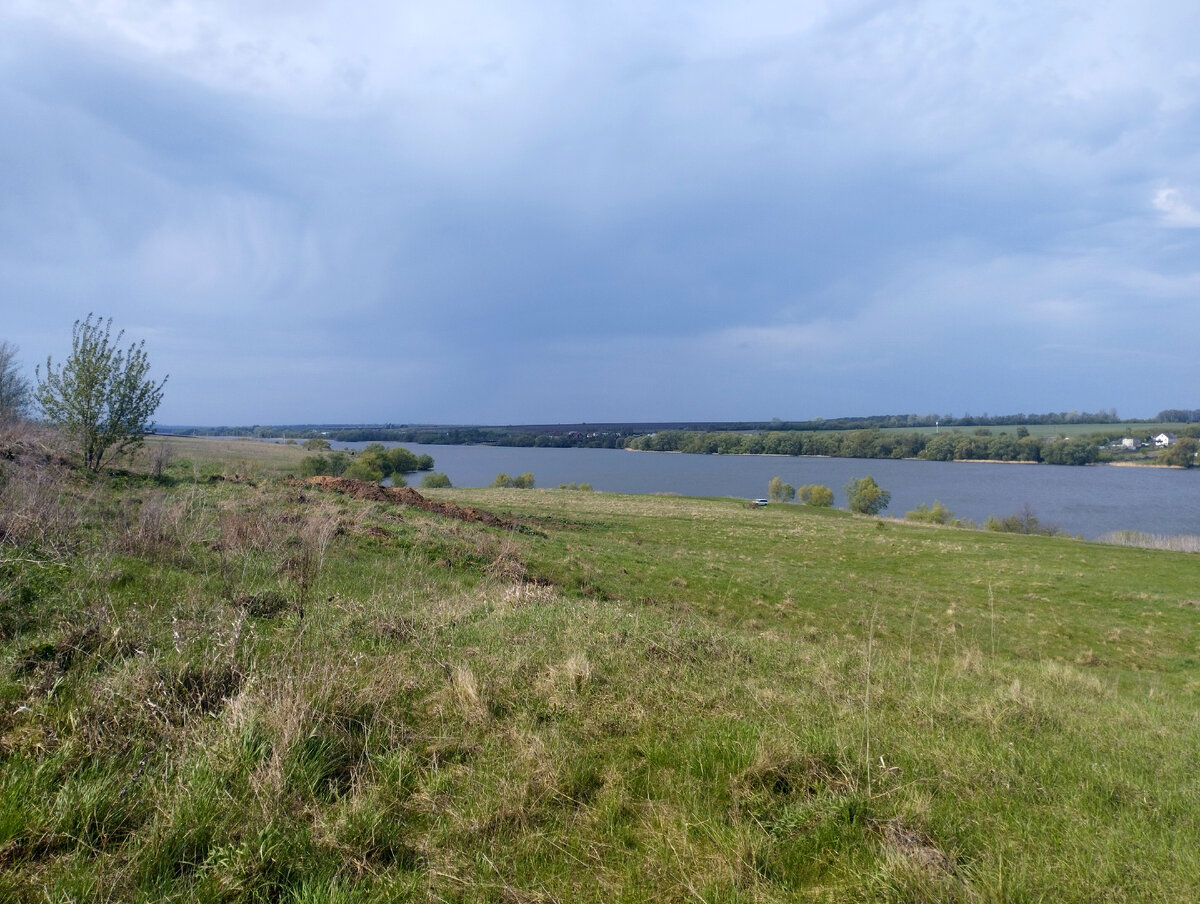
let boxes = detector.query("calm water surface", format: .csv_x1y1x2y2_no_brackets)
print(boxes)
334,442,1200,540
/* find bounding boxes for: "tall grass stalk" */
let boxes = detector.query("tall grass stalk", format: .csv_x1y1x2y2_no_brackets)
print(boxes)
1097,530,1200,552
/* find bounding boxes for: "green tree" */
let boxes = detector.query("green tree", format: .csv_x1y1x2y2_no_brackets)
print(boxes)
303,437,331,451
918,432,960,461
35,315,168,471
1041,437,1099,465
325,451,350,476
844,475,890,515
299,454,330,477
797,484,834,507
301,451,352,478
1157,437,1198,468
419,472,452,488
343,456,384,482
767,476,796,502
0,341,31,420
356,444,394,478
387,446,420,474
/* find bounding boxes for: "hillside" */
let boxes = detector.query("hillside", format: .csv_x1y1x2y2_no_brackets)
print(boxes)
1,426,1198,902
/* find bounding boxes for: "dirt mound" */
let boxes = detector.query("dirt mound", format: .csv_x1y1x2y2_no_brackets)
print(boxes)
305,476,393,502
303,477,518,529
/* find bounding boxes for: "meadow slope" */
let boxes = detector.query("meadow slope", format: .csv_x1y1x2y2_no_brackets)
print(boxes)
1,430,1198,902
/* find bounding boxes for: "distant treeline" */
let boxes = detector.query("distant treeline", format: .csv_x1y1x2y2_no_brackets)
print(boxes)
1156,409,1200,423
161,424,631,448
627,426,1199,465
322,427,631,448
160,408,1200,449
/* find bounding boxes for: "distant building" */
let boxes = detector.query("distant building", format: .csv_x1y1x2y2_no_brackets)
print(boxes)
1120,437,1141,450
1154,432,1177,447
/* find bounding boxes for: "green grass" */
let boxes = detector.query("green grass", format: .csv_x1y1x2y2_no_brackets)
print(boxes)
2,427,1199,902
145,434,311,479
876,421,1189,439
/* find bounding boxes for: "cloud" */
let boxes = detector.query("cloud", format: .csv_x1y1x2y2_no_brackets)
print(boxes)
1153,187,1200,227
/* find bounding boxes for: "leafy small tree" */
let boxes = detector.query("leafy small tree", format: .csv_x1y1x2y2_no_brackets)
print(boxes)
844,475,890,515
767,476,796,502
419,472,452,488
303,437,331,451
1157,437,1198,468
0,341,31,421
797,484,834,507
36,315,167,471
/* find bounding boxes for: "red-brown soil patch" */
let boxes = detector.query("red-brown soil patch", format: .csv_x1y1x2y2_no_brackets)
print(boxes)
302,477,519,529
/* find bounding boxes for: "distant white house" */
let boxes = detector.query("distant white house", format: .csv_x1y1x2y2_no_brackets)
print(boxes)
1154,432,1177,447
1120,437,1141,450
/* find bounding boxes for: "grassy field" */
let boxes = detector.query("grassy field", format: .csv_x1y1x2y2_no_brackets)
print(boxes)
2,426,1198,902
147,435,311,477
875,421,1187,439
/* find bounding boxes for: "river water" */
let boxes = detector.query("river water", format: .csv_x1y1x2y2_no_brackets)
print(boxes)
331,442,1200,540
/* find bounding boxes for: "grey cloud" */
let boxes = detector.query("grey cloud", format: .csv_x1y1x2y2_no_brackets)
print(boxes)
3,2,1199,424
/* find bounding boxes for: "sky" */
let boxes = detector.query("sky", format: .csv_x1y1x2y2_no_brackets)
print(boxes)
2,1,1199,426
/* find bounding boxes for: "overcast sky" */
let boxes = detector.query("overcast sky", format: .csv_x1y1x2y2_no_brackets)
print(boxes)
3,1,1198,425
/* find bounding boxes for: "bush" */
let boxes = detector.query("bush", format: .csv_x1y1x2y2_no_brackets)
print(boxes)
985,503,1062,536
492,472,535,489
905,501,953,524
797,484,834,507
419,472,452,489
844,476,890,515
767,476,795,502
558,482,593,491
303,438,331,451
343,458,384,482
300,451,350,478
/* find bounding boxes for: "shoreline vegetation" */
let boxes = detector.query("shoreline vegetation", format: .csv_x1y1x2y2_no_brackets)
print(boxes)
163,411,1200,468
2,421,1199,901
